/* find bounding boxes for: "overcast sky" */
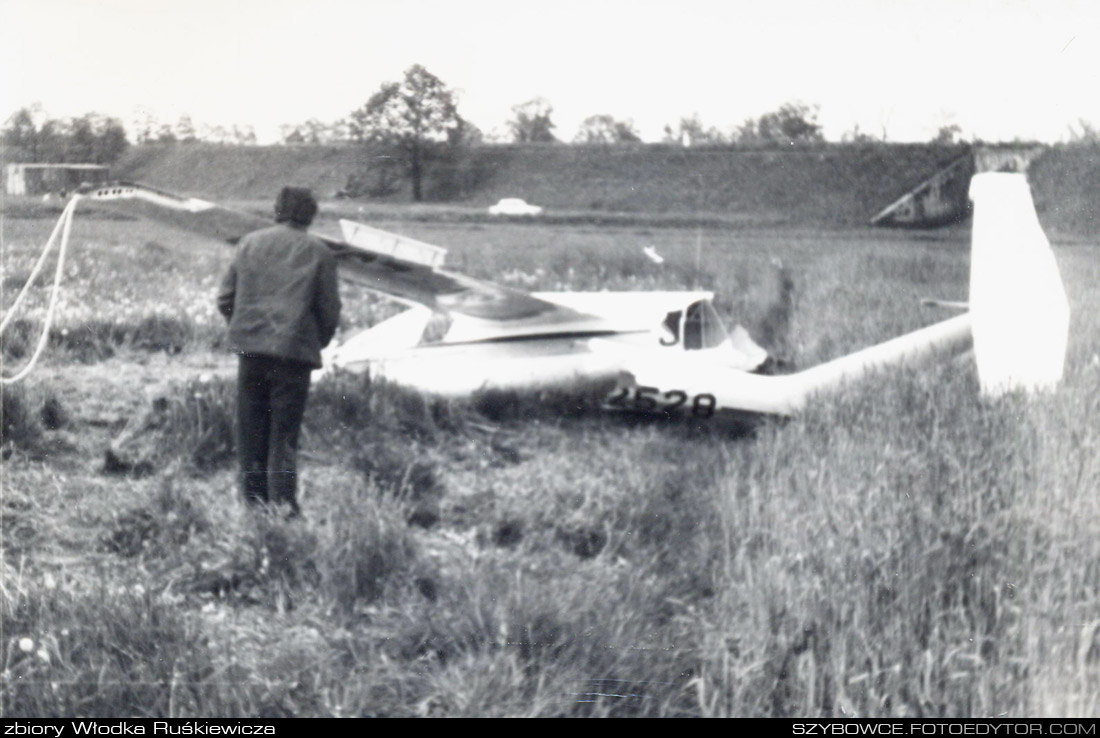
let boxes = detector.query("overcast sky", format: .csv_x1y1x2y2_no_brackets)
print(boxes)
2,0,1098,144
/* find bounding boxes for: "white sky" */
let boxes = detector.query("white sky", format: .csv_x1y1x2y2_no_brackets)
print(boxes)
2,0,1098,144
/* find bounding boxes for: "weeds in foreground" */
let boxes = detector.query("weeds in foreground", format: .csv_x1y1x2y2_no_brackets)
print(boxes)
0,574,213,718
2,315,224,365
0,386,41,449
106,377,235,476
0,384,66,456
6,363,1100,717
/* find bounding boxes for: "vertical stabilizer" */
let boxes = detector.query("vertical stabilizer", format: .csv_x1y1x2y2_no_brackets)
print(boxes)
968,172,1069,396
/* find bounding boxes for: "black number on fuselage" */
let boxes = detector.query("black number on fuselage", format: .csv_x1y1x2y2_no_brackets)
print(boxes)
662,390,688,413
691,393,717,418
633,386,660,412
607,387,630,407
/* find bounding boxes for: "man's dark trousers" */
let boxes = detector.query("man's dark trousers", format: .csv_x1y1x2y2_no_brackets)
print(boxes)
236,354,312,515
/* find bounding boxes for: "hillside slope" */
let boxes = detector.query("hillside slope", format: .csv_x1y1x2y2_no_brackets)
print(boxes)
110,142,1100,232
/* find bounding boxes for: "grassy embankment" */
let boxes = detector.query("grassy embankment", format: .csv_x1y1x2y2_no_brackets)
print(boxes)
111,142,971,226
1,155,1099,716
108,141,1100,236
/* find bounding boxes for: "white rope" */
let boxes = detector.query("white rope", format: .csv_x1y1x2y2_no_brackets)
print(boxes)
1,195,82,385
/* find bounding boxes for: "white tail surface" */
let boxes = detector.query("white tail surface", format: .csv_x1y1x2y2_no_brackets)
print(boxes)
968,172,1070,397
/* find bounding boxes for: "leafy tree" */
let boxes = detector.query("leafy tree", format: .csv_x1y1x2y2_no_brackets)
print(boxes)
573,114,641,144
58,114,121,162
2,107,128,163
231,125,258,146
96,119,128,160
2,106,55,161
96,118,129,162
732,116,761,145
429,120,489,199
200,123,232,144
930,124,964,146
753,102,824,145
67,116,99,161
279,124,306,144
508,98,557,143
328,118,354,143
175,115,198,144
69,114,128,162
841,123,881,144
280,118,351,145
131,108,159,145
662,114,728,146
1067,119,1100,143
348,64,464,201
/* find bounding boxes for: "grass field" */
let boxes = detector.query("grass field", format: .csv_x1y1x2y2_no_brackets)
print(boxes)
2,197,1099,717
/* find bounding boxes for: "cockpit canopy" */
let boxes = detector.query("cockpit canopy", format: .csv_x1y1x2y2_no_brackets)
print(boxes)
661,299,731,350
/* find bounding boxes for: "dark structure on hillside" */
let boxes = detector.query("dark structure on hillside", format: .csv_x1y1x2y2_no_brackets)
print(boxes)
4,163,110,196
871,145,1046,228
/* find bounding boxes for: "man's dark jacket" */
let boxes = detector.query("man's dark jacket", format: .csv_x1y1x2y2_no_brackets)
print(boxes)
217,224,341,368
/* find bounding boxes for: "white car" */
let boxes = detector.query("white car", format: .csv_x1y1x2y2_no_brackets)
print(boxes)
488,198,543,216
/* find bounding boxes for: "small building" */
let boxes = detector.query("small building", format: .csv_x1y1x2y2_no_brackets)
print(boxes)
4,163,110,196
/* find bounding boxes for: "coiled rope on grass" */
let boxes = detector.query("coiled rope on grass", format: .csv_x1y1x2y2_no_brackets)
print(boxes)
1,195,82,385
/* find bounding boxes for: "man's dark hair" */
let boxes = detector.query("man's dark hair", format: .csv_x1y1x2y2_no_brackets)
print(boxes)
274,187,319,226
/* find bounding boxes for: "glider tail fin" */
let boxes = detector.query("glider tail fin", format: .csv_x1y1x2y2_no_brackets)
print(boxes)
967,172,1070,396
773,171,1068,414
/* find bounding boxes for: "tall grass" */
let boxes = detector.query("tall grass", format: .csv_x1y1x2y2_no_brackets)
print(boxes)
2,204,1098,717
0,571,214,717
689,362,1100,717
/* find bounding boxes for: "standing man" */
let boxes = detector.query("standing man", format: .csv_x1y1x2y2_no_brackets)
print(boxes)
217,187,341,517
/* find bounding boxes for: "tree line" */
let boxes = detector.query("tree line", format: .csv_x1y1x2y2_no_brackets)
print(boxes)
273,66,842,202
2,106,130,165
10,63,1093,202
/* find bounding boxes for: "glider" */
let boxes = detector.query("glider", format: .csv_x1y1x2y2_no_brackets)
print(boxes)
77,172,1068,420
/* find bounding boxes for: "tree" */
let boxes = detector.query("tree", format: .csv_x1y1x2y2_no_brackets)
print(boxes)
3,107,128,163
348,64,464,201
280,118,341,145
840,123,881,144
754,102,824,145
200,123,232,144
328,118,353,143
1067,119,1100,143
67,115,99,161
573,114,641,144
75,114,128,162
732,116,761,145
61,114,129,163
175,115,198,144
232,125,258,146
2,106,54,161
930,124,963,146
95,118,129,162
279,124,306,144
662,114,728,146
131,108,159,145
508,97,557,143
